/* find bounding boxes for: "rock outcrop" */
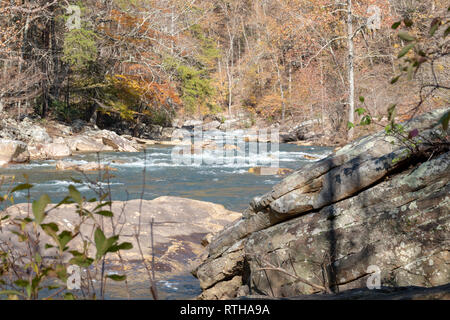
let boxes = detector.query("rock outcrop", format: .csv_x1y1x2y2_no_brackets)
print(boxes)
1,197,241,287
0,115,148,163
193,108,450,299
0,139,29,166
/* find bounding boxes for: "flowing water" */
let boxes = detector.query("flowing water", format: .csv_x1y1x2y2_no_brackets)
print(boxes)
0,132,332,299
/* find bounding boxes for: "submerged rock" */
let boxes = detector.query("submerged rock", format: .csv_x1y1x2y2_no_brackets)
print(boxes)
55,160,116,172
193,108,450,299
248,167,294,176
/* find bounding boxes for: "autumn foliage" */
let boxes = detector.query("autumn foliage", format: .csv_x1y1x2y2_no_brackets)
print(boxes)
0,0,448,137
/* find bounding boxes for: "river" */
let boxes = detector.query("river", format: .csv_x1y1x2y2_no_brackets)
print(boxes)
0,132,332,299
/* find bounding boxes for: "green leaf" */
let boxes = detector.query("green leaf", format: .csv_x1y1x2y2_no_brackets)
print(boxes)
108,242,133,253
407,62,415,80
55,264,68,282
94,210,114,217
25,283,32,298
58,231,73,251
445,26,450,38
360,115,372,126
398,31,416,42
35,252,42,264
70,177,82,184
347,121,355,130
355,108,366,116
69,255,93,267
359,96,365,103
93,201,112,211
390,75,401,84
398,43,415,58
105,235,120,252
11,183,34,193
41,222,59,233
430,18,441,36
32,194,51,225
0,290,25,298
391,21,401,30
106,274,126,282
68,185,82,205
54,196,74,209
64,292,75,300
388,104,397,122
94,228,106,260
14,279,29,288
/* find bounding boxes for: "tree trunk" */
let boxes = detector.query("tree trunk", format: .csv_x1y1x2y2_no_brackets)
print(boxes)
347,0,355,140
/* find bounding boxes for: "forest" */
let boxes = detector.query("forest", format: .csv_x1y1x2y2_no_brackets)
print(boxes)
0,0,449,141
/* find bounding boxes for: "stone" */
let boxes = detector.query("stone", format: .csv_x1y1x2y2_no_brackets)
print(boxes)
280,119,321,143
93,130,138,152
183,119,203,129
193,108,450,299
72,119,87,133
24,125,52,144
55,160,115,172
194,240,245,290
66,136,113,153
0,139,29,166
248,167,294,176
1,197,241,286
161,127,175,140
44,143,72,158
202,121,221,131
197,276,243,300
28,143,72,160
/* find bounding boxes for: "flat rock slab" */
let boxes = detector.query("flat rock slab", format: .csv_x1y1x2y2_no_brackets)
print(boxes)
1,196,241,284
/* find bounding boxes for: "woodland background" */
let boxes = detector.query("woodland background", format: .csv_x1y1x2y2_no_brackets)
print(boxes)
0,0,448,140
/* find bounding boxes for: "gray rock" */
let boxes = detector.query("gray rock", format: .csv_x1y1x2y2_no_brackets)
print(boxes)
1,197,241,284
0,139,29,166
193,108,450,299
202,121,221,131
72,119,87,134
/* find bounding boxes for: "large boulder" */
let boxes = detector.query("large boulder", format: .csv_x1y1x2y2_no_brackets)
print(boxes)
22,122,52,144
88,130,138,152
28,143,72,160
0,139,29,166
280,119,322,143
66,136,113,153
193,108,450,299
1,197,241,291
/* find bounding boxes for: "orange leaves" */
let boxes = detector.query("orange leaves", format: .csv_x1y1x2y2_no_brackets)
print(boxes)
111,74,180,109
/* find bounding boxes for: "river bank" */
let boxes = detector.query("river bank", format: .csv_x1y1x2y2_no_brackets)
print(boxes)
0,110,341,168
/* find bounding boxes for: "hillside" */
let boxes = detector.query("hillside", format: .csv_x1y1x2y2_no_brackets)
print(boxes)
0,1,448,144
